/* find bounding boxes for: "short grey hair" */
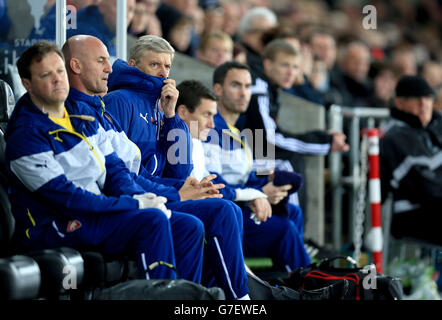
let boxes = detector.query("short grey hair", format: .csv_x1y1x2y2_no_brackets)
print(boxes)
238,7,277,36
129,35,175,63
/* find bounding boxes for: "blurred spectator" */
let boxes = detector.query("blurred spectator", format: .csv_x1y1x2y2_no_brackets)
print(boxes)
336,41,373,107
156,3,194,56
260,25,323,105
197,31,233,67
309,30,337,72
238,6,278,78
156,1,199,57
307,30,347,106
239,39,349,213
220,0,242,40
369,61,400,109
203,5,225,35
128,0,162,37
190,5,206,37
391,46,418,77
420,60,442,89
380,75,441,245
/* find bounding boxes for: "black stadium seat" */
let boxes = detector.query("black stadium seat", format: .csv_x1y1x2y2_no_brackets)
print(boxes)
0,82,41,300
0,79,15,132
0,254,41,300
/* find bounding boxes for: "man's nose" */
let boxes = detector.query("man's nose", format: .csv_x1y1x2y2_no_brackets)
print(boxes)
208,117,215,128
105,60,113,73
53,72,63,83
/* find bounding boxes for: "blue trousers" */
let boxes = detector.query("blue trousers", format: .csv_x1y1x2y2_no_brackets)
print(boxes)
242,203,311,271
22,208,204,281
167,198,249,300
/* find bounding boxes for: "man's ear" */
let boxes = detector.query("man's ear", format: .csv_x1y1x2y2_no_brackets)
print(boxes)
176,104,188,120
69,58,81,74
21,78,31,93
213,83,222,97
128,59,136,67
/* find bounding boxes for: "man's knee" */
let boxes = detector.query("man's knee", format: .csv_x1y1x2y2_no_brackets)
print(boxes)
131,208,171,230
207,199,242,230
184,213,205,238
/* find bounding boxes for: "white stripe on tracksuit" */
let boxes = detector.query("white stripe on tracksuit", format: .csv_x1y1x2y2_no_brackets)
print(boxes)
390,151,442,189
141,252,150,280
213,236,238,300
10,131,108,194
257,95,330,155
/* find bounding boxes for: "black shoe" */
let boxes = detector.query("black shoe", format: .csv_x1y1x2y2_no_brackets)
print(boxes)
304,239,339,261
299,279,350,300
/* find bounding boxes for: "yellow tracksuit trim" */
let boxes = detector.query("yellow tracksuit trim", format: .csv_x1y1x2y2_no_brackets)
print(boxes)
25,208,36,239
224,125,253,173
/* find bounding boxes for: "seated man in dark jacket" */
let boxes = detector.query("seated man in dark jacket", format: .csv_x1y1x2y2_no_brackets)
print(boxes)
104,35,251,300
239,39,349,213
380,75,442,245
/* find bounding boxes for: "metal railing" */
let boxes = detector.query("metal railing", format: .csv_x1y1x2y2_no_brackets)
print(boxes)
327,105,390,251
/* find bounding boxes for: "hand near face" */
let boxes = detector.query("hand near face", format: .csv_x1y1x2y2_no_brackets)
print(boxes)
159,78,179,118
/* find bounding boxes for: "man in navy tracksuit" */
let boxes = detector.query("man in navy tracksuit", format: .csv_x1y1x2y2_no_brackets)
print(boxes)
5,41,206,282
175,75,311,272
103,35,250,300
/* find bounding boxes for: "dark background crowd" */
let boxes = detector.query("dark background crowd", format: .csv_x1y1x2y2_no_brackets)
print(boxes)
0,0,441,111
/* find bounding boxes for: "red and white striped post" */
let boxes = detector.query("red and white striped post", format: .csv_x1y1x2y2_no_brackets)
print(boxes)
367,128,383,273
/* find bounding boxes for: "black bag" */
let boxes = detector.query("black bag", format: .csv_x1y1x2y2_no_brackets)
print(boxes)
247,272,301,300
91,279,225,300
283,256,404,300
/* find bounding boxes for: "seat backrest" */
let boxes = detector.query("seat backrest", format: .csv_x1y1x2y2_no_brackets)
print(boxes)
0,175,15,257
0,127,15,256
6,65,26,103
0,128,6,174
0,79,15,132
